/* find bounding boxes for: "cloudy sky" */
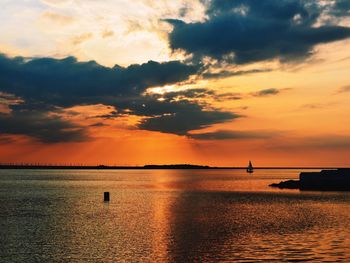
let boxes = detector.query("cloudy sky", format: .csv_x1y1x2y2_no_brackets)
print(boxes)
0,0,350,166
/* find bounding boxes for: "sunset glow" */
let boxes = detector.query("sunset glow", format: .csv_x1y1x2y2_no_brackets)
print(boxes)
1,0,350,166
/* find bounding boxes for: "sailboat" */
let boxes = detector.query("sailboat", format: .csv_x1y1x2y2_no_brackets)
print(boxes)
246,160,254,174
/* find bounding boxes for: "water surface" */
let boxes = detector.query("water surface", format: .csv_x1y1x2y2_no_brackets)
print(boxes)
1,169,350,262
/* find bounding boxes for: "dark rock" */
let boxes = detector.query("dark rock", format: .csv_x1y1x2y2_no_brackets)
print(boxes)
270,169,350,191
269,180,300,189
300,168,350,191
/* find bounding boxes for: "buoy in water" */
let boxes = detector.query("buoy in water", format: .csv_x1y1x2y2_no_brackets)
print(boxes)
104,192,110,202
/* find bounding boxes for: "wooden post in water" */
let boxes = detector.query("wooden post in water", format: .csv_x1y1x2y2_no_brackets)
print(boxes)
104,192,110,202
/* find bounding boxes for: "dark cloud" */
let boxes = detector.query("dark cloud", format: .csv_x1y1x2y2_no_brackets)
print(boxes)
329,0,350,17
202,88,286,101
95,90,239,136
89,122,107,127
94,111,122,119
0,111,89,143
212,92,242,101
166,0,350,64
0,54,241,141
188,129,276,140
251,88,280,97
0,135,15,144
0,92,23,113
139,105,237,135
0,54,198,110
151,89,242,102
87,89,237,135
156,87,285,105
202,68,272,79
161,88,215,99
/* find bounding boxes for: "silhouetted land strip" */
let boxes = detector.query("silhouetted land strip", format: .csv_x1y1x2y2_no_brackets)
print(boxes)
270,168,350,191
0,164,212,170
269,180,300,189
0,164,340,170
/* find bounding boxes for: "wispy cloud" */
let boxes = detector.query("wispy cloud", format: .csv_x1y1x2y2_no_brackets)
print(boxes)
101,30,114,39
269,135,350,150
301,102,337,110
42,11,76,25
71,33,93,46
188,130,278,140
202,69,272,80
337,85,350,93
251,88,280,97
251,88,291,97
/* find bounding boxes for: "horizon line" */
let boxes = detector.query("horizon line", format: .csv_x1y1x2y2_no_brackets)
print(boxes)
0,164,348,170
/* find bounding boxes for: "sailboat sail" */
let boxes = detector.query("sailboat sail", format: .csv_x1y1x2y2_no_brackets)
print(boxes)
247,161,254,173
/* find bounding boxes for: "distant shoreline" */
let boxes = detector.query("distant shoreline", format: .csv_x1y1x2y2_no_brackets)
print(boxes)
0,164,341,170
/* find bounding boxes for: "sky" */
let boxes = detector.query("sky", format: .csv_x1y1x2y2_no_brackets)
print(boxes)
0,0,350,167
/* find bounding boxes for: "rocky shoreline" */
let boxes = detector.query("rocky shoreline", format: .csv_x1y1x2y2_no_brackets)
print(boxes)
270,168,350,191
269,179,300,189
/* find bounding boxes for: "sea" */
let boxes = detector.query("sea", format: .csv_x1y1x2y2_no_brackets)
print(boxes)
1,169,350,262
